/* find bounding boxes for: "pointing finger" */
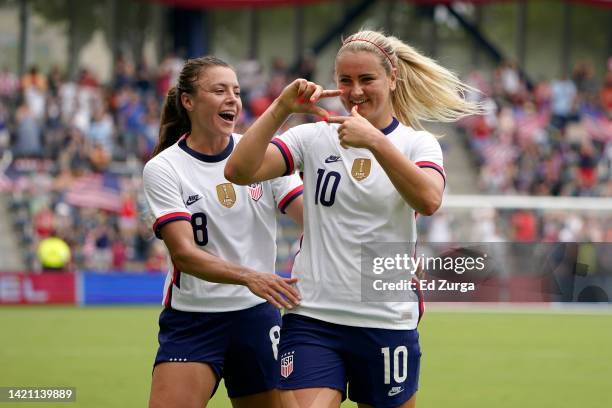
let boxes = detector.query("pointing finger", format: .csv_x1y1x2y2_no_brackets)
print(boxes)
320,89,343,98
327,116,349,124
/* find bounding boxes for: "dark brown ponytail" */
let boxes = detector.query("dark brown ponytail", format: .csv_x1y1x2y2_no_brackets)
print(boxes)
153,56,233,156
153,86,189,156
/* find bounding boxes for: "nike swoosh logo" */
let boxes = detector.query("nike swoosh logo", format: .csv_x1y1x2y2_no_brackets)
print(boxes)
388,388,404,397
325,156,342,163
186,195,202,206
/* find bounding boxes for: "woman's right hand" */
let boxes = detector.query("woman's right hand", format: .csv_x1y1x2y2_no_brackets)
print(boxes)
276,78,342,119
245,272,301,310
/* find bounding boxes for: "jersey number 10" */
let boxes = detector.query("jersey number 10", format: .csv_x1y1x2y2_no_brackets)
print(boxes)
315,169,341,207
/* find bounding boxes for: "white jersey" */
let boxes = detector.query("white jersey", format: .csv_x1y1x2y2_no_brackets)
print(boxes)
143,134,303,313
272,118,444,330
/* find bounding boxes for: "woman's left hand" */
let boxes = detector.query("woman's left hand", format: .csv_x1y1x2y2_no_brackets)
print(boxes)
328,106,384,150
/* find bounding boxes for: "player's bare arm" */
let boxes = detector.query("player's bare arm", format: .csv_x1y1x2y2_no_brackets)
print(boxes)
328,106,444,216
284,194,304,228
159,220,301,309
225,78,341,185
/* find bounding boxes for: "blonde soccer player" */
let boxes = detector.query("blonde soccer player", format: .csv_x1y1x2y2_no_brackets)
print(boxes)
225,30,480,408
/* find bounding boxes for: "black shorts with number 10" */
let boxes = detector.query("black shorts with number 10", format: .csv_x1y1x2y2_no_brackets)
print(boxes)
154,302,282,398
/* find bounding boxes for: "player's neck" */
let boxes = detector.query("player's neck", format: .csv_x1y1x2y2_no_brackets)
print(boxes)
370,110,395,132
186,131,231,156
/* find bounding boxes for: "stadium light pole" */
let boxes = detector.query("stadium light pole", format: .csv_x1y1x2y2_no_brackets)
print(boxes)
561,0,572,77
107,0,119,79
384,0,396,35
17,0,30,76
66,0,78,80
248,8,259,59
294,4,304,63
471,4,483,68
516,0,527,70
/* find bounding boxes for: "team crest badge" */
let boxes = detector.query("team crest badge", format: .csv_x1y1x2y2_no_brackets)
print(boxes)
280,352,294,378
248,183,263,201
216,183,236,208
351,158,371,181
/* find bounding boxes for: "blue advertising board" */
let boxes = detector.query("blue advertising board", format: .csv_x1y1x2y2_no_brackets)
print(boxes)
82,272,166,305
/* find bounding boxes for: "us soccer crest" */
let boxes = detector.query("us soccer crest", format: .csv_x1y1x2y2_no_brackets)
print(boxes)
351,158,371,181
280,352,294,378
248,183,263,201
216,183,236,208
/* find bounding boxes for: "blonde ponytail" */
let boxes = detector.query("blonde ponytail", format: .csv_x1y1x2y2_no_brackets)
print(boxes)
339,30,482,130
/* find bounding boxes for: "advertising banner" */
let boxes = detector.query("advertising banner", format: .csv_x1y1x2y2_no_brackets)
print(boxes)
0,273,76,305
82,272,166,305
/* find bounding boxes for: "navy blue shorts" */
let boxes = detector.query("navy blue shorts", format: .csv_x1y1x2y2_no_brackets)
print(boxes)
278,314,421,408
154,302,282,398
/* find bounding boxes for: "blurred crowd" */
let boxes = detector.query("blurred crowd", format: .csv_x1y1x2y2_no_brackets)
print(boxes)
0,53,325,273
459,59,612,197
0,56,173,272
0,53,610,273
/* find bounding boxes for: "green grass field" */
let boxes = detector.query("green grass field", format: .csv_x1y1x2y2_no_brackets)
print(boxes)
1,306,611,408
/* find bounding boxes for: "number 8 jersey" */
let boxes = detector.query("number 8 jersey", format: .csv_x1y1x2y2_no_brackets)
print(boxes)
272,118,444,330
143,134,303,313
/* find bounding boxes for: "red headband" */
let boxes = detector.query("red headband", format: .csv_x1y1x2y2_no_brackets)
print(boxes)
342,38,395,69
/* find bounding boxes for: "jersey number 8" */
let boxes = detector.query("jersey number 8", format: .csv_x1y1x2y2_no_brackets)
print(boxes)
191,212,208,246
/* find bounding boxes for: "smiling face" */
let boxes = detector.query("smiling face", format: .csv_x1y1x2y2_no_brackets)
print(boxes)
181,66,242,138
335,50,396,129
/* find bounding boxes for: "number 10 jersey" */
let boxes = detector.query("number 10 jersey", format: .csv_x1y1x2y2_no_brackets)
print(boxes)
272,119,445,330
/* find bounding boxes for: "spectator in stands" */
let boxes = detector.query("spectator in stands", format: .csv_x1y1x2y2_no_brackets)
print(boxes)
21,65,47,93
14,103,42,158
236,57,266,109
572,60,598,98
87,103,114,161
550,73,577,129
0,65,19,102
293,50,317,81
0,102,9,150
601,70,612,116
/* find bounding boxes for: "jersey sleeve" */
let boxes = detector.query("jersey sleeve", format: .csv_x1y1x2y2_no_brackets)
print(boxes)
270,123,318,176
411,131,446,185
142,159,191,239
270,172,303,214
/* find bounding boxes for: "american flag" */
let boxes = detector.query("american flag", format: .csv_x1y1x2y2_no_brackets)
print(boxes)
248,183,263,201
280,354,293,378
64,173,122,212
